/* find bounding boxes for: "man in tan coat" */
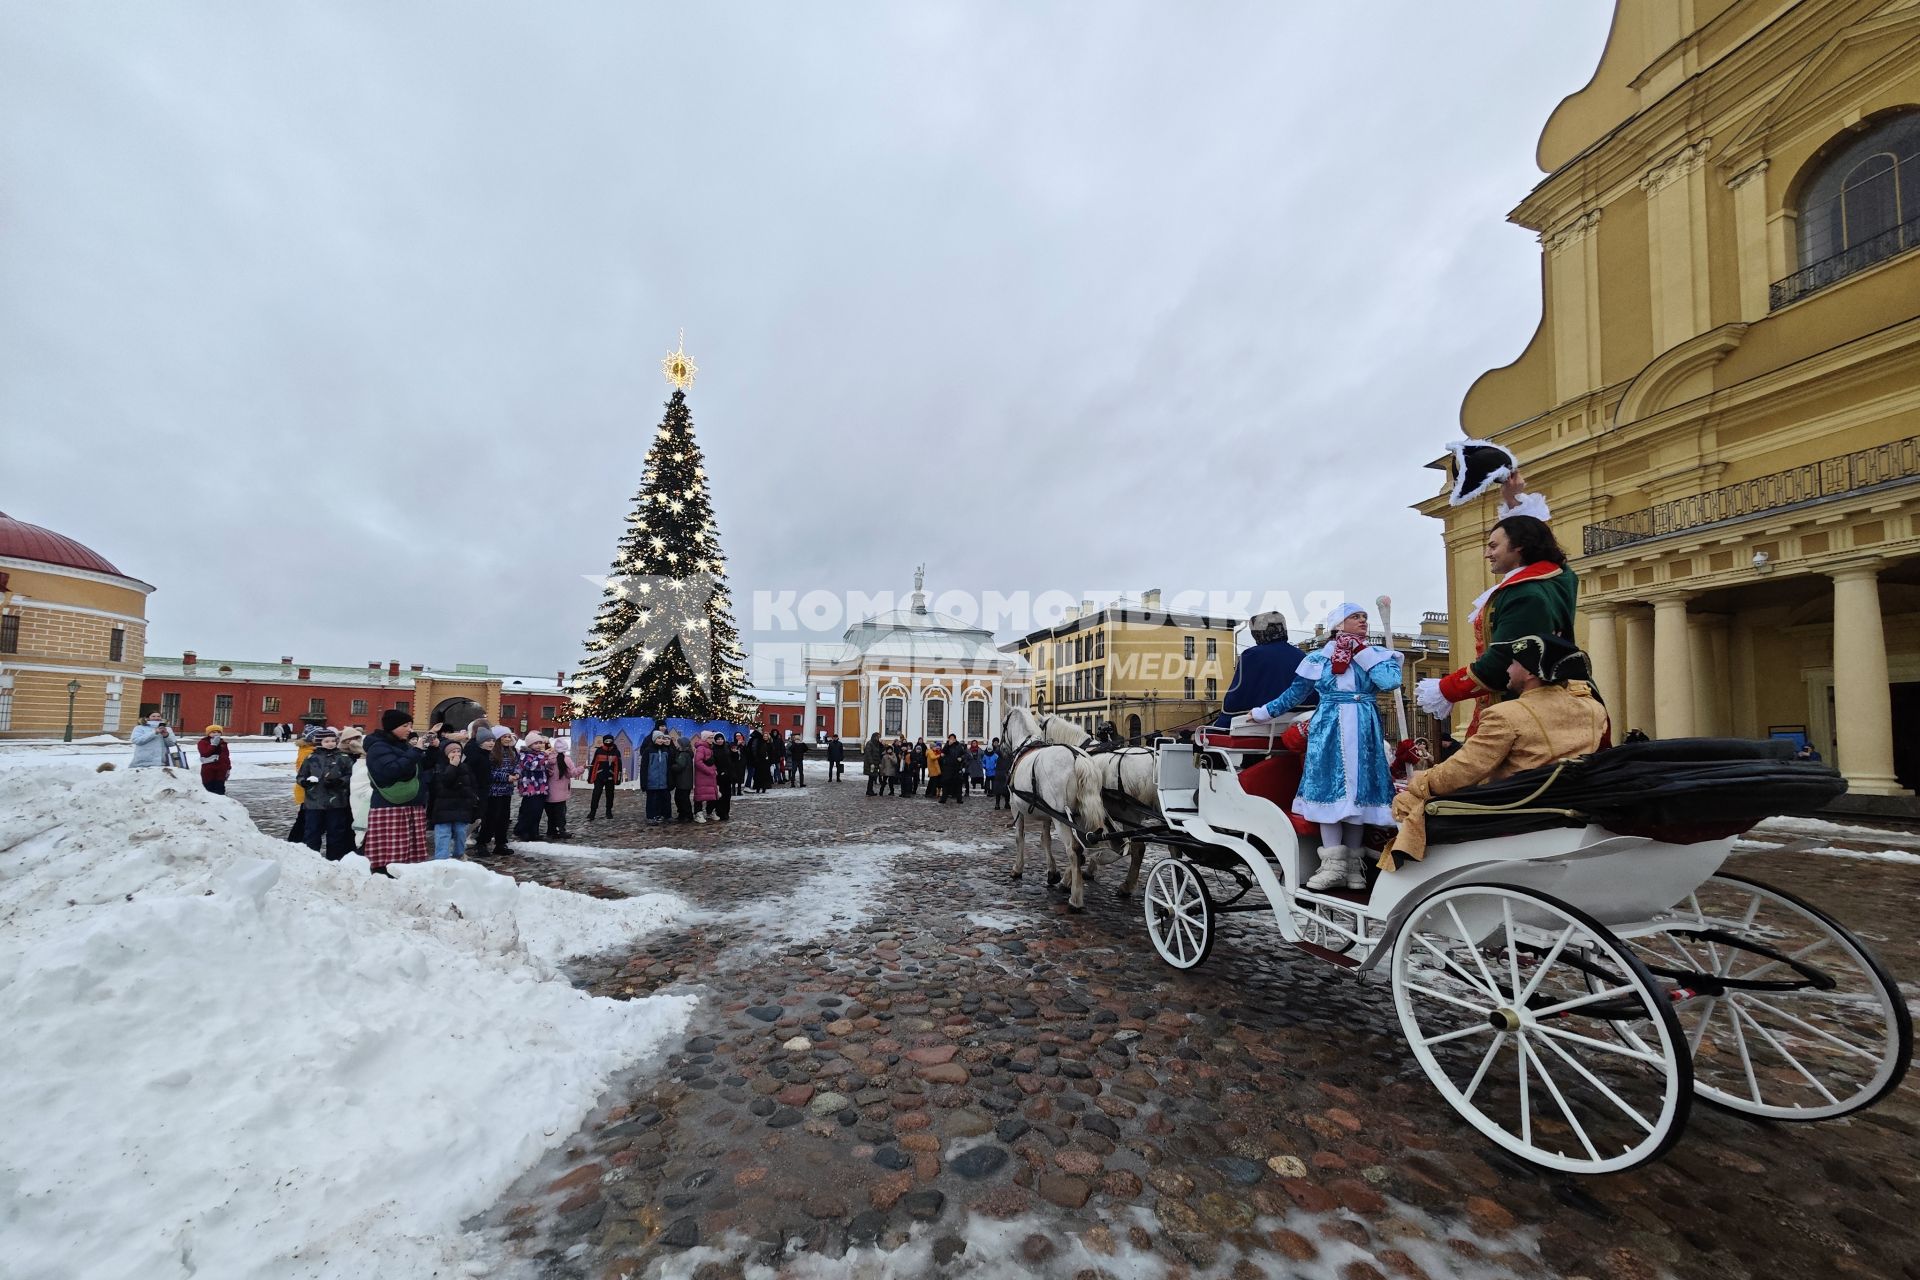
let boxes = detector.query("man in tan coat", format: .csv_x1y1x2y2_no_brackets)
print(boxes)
1387,634,1609,867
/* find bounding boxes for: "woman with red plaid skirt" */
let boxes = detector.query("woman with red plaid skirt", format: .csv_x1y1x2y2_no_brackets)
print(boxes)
363,709,431,872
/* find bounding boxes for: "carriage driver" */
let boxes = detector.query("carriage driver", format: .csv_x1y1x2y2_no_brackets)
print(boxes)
1385,633,1608,868
1213,611,1311,729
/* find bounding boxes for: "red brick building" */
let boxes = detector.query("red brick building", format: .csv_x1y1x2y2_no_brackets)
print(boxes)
748,686,837,740
140,653,567,735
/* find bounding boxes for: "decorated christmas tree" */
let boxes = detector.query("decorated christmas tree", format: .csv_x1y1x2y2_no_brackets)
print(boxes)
572,338,752,723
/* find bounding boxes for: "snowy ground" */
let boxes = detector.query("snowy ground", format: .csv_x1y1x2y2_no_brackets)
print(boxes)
0,734,296,778
0,768,695,1280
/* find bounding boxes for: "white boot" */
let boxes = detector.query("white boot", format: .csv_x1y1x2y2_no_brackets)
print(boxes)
1344,847,1369,891
1304,846,1347,891
694,812,708,824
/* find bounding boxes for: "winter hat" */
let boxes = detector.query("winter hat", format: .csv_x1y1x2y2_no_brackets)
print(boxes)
1323,601,1368,630
302,725,330,744
1445,440,1518,506
380,708,412,733
492,725,514,740
204,724,223,736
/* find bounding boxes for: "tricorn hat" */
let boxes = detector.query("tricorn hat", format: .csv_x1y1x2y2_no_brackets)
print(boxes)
1445,439,1518,506
1495,633,1590,684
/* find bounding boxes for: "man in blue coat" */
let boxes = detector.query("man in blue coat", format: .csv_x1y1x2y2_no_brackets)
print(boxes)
1213,612,1312,728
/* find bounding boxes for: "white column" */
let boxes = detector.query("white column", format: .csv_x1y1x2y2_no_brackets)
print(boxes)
1652,594,1695,739
1583,605,1621,712
1831,564,1909,796
908,676,923,739
802,683,818,740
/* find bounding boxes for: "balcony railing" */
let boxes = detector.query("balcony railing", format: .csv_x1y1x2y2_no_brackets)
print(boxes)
1582,435,1920,556
1771,213,1920,309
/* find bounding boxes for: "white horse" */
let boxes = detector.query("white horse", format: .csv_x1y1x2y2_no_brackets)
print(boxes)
1080,746,1160,900
1002,707,1109,912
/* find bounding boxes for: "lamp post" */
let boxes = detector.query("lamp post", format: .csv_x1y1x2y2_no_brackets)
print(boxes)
63,679,81,743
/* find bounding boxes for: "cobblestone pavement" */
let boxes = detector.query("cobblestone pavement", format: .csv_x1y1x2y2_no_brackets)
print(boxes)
232,778,1920,1280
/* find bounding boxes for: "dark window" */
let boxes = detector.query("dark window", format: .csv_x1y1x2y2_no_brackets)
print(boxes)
262,696,280,713
109,628,125,662
1780,110,1920,306
543,705,557,721
1183,636,1195,660
307,698,325,717
1205,636,1217,660
394,700,409,714
1206,677,1218,700
1095,630,1105,658
1094,668,1105,698
213,694,233,728
350,698,368,716
1183,677,1195,699
501,702,516,719
0,614,17,654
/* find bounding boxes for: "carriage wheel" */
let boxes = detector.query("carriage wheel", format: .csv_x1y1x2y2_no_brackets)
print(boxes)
1144,858,1215,971
1392,885,1691,1174
1607,873,1912,1121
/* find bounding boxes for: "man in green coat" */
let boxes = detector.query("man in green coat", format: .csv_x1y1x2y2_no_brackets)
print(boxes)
1417,482,1578,734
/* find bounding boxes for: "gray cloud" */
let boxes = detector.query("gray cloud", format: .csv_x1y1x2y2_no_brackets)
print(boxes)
1,1,1614,676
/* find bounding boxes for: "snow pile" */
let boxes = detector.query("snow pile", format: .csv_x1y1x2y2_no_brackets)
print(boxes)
0,768,695,1280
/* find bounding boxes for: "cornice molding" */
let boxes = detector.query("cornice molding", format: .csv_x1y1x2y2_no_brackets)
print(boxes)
1640,139,1713,194
1726,158,1770,190
1541,208,1603,252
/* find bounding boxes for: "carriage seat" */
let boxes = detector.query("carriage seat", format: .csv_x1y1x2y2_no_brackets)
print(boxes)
1195,710,1310,752
1235,752,1318,837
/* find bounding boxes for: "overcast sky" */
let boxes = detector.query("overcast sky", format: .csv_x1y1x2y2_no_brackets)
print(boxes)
1,2,1615,679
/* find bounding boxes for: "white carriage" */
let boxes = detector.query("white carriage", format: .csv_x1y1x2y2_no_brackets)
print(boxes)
1132,715,1912,1174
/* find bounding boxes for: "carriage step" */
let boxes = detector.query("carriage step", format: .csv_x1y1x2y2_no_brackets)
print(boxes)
1293,940,1360,968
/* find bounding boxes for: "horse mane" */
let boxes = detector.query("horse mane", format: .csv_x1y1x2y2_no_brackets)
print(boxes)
1069,754,1111,834
1039,715,1091,748
1003,705,1043,745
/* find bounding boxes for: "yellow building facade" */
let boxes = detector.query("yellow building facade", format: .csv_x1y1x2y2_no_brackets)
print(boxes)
0,511,153,739
1423,0,1920,799
1010,592,1239,741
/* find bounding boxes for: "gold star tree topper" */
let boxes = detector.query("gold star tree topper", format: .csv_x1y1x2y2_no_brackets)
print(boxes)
662,330,698,390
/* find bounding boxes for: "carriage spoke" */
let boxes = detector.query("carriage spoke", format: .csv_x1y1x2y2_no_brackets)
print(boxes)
1516,1036,1532,1146
1530,984,1641,1019
1463,1032,1508,1103
1728,937,1832,986
1448,903,1507,998
1732,1002,1841,1106
1423,1022,1498,1048
1740,994,1883,1062
1413,933,1500,1001
1502,902,1523,1004
1406,982,1495,1017
1535,1026,1660,1135
1533,1024,1669,1066
1687,996,1723,1054
1517,924,1576,1005
1728,996,1763,1104
1519,1035,1600,1163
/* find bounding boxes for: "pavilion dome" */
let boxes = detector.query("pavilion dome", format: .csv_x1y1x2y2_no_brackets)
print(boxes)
0,510,129,577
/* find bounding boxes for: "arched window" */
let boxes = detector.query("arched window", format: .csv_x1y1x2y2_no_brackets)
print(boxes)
924,695,946,739
1783,109,1920,304
1127,714,1143,743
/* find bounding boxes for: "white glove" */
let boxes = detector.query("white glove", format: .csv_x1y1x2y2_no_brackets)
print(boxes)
1248,705,1274,724
1415,678,1454,720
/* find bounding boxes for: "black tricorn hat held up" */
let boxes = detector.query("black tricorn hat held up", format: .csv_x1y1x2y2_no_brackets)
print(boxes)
1446,439,1518,506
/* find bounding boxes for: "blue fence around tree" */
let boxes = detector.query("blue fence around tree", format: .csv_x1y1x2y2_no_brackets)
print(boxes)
566,715,751,778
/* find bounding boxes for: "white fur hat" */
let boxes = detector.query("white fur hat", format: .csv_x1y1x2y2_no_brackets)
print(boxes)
1324,601,1368,629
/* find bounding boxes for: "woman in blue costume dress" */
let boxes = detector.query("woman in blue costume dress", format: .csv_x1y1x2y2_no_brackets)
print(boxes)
1248,601,1403,890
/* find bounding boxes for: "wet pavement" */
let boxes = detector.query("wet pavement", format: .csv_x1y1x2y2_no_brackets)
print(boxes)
231,776,1920,1280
